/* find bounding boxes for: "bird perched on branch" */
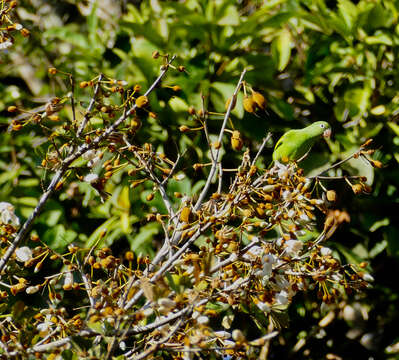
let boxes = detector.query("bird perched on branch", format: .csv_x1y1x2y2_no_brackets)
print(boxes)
272,121,331,163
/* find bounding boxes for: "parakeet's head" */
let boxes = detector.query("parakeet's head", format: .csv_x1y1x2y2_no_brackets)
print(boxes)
308,121,331,139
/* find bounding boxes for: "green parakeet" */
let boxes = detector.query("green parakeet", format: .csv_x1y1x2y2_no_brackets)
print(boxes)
272,121,331,163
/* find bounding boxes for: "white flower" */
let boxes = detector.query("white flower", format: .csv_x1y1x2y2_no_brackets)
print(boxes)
282,190,292,201
287,209,295,218
15,24,23,30
0,202,20,227
37,315,55,335
214,331,231,339
255,301,270,313
243,245,263,260
362,273,374,282
0,41,13,50
15,246,32,262
64,272,74,287
83,173,99,183
26,285,40,294
299,213,310,222
320,247,332,256
88,156,101,168
273,161,294,181
262,253,277,279
273,274,290,291
284,240,303,256
82,150,97,161
83,150,101,168
197,315,209,325
275,290,289,306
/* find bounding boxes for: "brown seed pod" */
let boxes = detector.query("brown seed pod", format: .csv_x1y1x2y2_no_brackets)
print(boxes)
146,193,154,201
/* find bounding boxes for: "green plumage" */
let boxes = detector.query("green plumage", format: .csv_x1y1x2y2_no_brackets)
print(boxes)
272,121,331,163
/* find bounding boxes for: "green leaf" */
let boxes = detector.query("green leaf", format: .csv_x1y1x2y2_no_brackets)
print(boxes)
338,0,358,32
272,28,292,71
369,218,390,232
129,222,160,256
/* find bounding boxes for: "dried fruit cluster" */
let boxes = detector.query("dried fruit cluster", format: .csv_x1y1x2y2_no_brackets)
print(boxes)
0,60,375,359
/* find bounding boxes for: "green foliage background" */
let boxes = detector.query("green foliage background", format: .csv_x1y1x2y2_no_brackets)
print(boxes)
1,0,398,358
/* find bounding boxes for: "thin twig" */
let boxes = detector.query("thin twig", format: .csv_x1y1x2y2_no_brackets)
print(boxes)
194,69,247,212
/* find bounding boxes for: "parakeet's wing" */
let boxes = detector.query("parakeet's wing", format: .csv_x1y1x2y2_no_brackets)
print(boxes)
272,130,299,161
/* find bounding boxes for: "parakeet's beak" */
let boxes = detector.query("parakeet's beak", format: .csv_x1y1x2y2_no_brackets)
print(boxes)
323,128,331,138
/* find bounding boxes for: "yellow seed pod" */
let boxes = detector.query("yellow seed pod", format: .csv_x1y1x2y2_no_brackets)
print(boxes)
242,209,252,217
135,95,149,108
326,190,337,202
180,206,192,223
21,28,30,37
252,91,266,110
7,105,18,113
146,193,154,201
213,141,221,149
172,85,181,92
225,96,236,111
362,183,372,193
48,115,60,121
243,96,256,113
231,130,243,151
255,206,265,218
179,125,190,132
63,283,73,291
352,184,363,194
370,160,383,168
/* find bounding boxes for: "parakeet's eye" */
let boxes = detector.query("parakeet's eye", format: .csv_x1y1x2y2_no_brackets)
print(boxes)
320,123,325,128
